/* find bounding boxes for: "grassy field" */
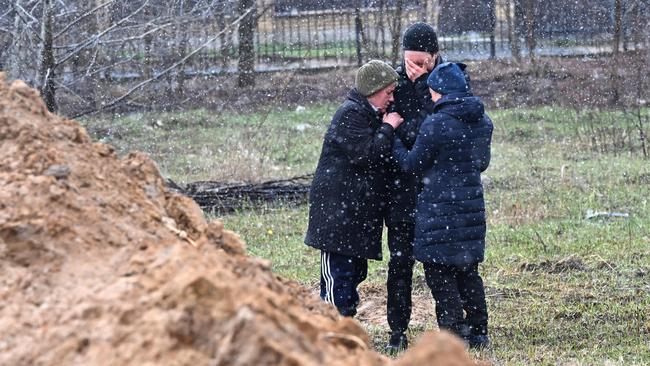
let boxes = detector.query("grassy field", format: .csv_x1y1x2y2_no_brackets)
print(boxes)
82,104,650,365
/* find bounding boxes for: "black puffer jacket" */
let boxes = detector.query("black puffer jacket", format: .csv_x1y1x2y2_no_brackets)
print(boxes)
305,89,395,260
393,93,493,266
387,55,443,225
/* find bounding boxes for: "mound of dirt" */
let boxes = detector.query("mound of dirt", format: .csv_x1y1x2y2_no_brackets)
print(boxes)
0,74,483,365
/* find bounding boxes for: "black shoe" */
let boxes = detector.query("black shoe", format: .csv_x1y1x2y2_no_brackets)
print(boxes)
466,334,491,350
385,332,409,355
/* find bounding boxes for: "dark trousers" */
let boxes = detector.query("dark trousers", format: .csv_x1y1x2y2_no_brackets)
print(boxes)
423,262,488,337
320,250,368,317
386,221,416,334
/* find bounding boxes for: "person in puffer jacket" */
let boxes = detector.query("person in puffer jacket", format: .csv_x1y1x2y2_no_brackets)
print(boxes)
392,62,493,349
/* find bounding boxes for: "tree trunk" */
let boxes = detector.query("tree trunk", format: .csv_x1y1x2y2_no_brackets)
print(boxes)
613,0,622,56
379,0,386,57
522,0,536,66
422,0,429,22
489,0,496,59
217,15,230,71
237,0,256,87
506,0,520,62
143,3,154,81
354,5,363,66
76,0,102,111
39,0,57,112
176,31,188,98
176,2,188,99
390,0,404,67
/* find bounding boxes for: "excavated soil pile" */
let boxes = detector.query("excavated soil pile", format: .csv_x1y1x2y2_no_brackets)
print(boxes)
0,74,482,366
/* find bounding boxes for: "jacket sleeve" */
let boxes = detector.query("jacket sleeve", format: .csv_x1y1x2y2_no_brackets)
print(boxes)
392,118,439,175
413,74,436,115
480,148,491,173
331,108,395,168
394,112,421,149
395,75,435,149
479,116,494,172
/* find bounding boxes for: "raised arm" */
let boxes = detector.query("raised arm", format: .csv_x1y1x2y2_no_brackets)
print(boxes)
392,117,440,175
413,74,436,115
479,116,494,172
331,108,397,168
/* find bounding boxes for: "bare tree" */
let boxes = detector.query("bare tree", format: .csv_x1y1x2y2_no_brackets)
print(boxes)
3,0,249,115
238,0,256,87
520,0,537,66
70,4,257,118
489,0,496,59
0,3,15,70
38,0,56,111
506,0,521,62
609,0,623,104
390,0,404,67
5,0,41,83
3,1,153,112
613,0,622,55
354,2,364,67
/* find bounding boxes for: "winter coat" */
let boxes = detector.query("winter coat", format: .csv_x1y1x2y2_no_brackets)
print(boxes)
305,88,395,260
386,55,443,225
392,92,493,266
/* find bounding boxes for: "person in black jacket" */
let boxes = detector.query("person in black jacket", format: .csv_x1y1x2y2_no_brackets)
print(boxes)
385,22,443,353
393,62,493,349
305,60,404,317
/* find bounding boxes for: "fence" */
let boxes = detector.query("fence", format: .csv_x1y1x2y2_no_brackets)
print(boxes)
89,0,649,81
2,0,648,115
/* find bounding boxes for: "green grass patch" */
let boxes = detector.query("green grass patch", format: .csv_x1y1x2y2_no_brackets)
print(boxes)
257,40,359,59
81,104,333,183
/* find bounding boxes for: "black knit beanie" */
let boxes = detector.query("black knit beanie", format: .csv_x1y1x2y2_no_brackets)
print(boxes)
402,22,439,53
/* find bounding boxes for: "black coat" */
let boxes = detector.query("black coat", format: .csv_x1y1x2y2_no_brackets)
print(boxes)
387,55,443,225
393,93,493,266
305,89,395,260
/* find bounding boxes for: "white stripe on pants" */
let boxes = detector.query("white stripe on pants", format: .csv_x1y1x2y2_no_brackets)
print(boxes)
321,251,335,305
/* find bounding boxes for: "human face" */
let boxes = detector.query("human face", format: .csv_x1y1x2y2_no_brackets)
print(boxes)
404,50,436,72
367,83,396,113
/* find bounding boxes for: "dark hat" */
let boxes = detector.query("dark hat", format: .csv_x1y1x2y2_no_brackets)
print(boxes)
402,22,439,53
427,62,470,95
355,60,399,97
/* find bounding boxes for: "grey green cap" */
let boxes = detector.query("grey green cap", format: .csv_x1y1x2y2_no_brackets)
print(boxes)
355,60,399,97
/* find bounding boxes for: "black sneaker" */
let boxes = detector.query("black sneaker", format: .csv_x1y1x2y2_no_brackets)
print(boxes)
385,332,408,355
466,334,491,350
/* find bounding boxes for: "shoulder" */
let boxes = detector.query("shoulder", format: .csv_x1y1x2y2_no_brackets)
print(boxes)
336,97,364,116
420,113,444,133
333,101,369,128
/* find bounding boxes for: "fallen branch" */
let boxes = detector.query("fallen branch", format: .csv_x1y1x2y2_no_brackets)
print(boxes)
168,174,313,214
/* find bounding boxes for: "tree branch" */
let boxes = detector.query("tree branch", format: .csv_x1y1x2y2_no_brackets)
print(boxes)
12,1,43,41
70,4,269,119
55,0,149,68
53,0,117,40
